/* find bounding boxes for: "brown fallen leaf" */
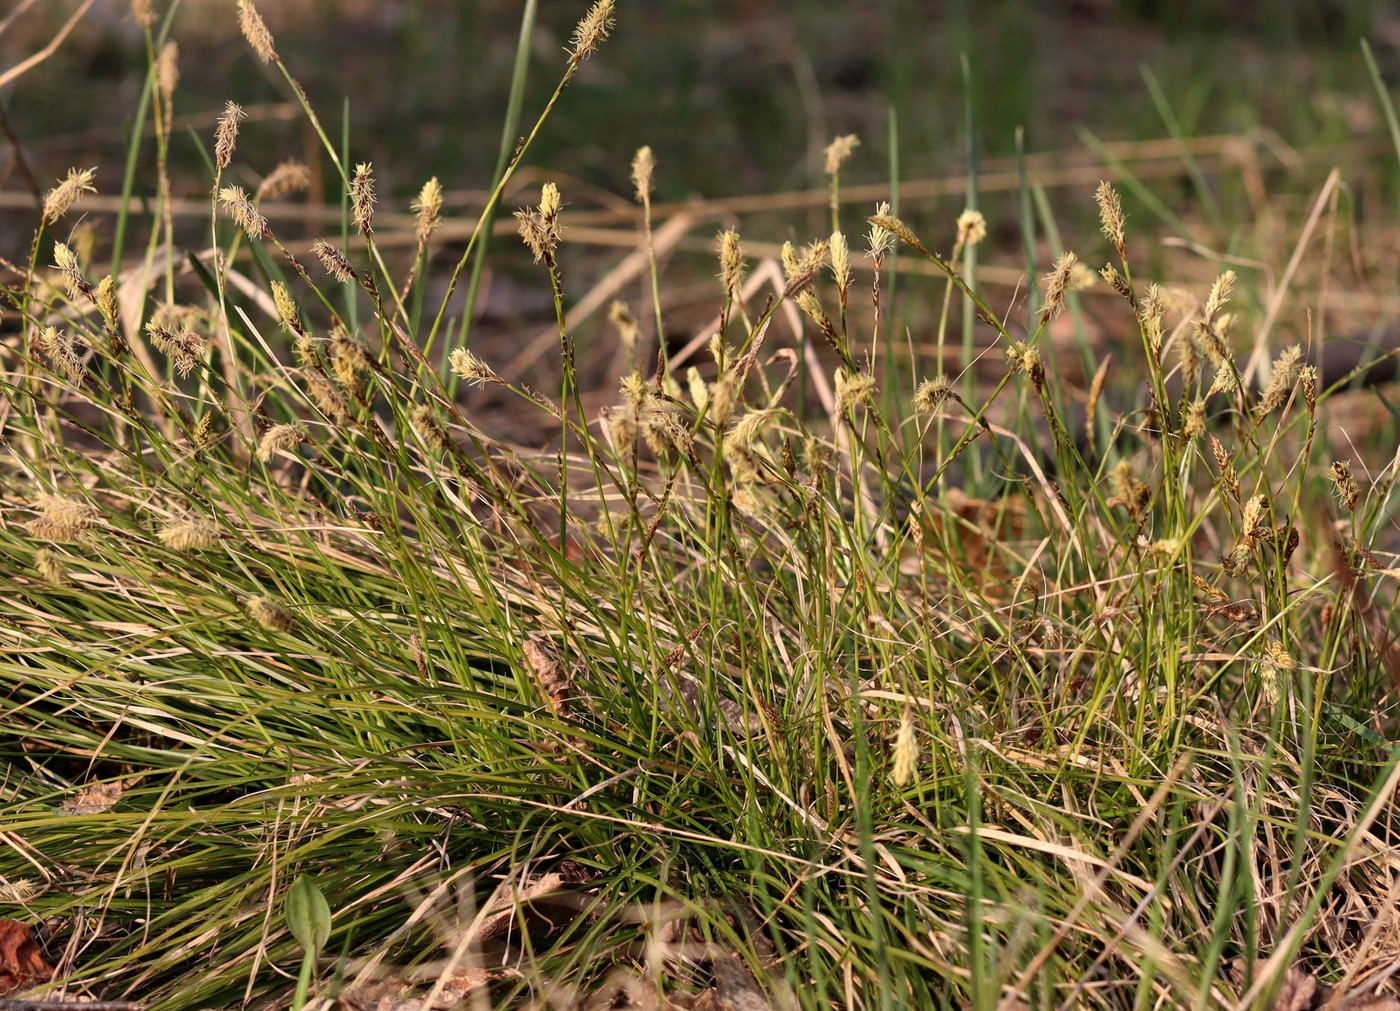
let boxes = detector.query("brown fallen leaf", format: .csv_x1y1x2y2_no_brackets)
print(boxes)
1262,966,1400,1010
0,919,55,997
59,779,126,815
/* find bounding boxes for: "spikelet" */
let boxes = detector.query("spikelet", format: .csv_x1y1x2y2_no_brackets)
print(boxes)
1203,271,1236,324
156,41,179,102
131,0,155,30
52,242,91,302
608,300,638,352
1299,365,1318,416
956,209,987,247
891,710,917,787
449,348,499,387
631,146,655,203
599,405,638,471
145,320,206,377
620,371,650,409
1094,181,1126,260
34,549,68,585
1099,263,1132,301
158,520,220,551
410,405,449,453
1040,252,1077,323
1107,460,1150,516
312,240,354,283
35,326,85,383
42,168,96,224
781,240,828,298
214,101,245,171
823,134,860,176
255,159,312,200
351,162,375,235
829,230,851,300
1329,461,1360,511
256,423,304,463
708,375,736,428
515,182,562,263
1254,345,1303,418
866,212,928,257
246,595,294,632
28,494,100,542
639,405,692,458
915,376,954,413
218,186,270,239
1182,398,1207,440
236,0,277,64
718,230,745,302
411,177,443,245
1139,283,1166,357
95,276,120,332
867,202,894,259
834,369,875,412
568,0,614,65
304,368,349,421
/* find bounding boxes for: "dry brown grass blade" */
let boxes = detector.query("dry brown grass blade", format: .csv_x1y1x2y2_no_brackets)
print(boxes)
0,0,96,91
1243,167,1341,387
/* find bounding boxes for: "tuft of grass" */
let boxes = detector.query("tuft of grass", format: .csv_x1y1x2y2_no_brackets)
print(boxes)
4,3,1400,1010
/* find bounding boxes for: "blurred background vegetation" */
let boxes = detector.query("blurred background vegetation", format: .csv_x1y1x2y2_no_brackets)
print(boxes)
5,0,1398,214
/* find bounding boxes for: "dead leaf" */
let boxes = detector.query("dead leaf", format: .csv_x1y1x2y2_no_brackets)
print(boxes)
0,919,55,997
523,636,573,720
1260,966,1400,1010
59,780,126,815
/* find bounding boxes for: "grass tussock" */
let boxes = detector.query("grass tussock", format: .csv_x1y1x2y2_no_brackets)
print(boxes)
4,3,1400,1010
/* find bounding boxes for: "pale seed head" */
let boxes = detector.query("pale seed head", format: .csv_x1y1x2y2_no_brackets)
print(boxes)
351,162,375,235
95,276,120,332
131,0,155,30
631,146,655,203
34,548,67,585
412,176,443,245
256,423,304,463
237,0,277,63
42,168,96,224
829,230,851,296
568,0,615,65
255,159,312,200
214,101,245,171
835,369,875,412
956,208,987,248
218,186,270,239
823,133,860,176
156,41,179,102
867,202,894,259
1095,180,1126,258
449,347,499,387
311,239,354,283
915,375,954,413
1040,252,1077,323
718,229,745,302
1254,344,1303,418
1329,461,1360,511
246,595,294,632
158,519,220,551
891,709,917,787
609,300,638,350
